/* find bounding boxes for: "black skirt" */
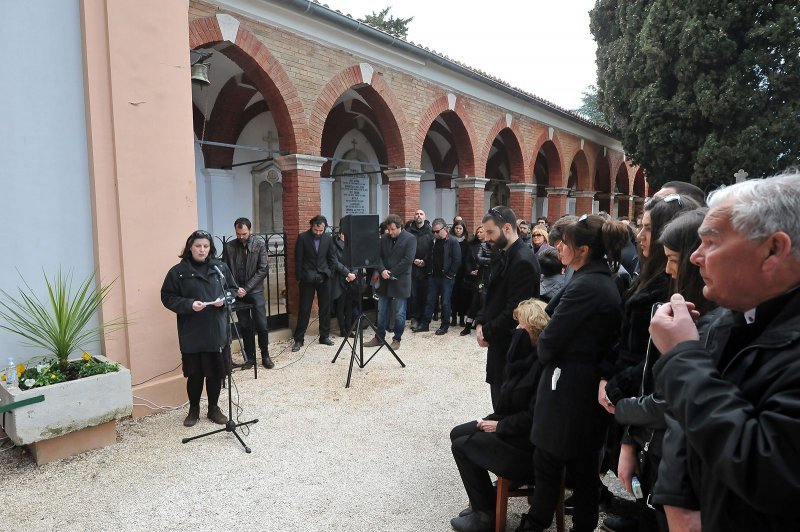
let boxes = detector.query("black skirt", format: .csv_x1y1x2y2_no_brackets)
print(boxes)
181,346,231,378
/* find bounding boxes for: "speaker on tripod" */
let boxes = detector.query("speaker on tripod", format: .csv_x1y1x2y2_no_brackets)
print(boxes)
340,214,380,269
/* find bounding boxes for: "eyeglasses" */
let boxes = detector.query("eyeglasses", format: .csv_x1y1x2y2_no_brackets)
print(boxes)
662,193,683,206
532,233,545,238
192,230,213,239
487,207,509,226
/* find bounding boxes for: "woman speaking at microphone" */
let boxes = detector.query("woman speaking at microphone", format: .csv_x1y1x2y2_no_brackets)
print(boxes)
161,230,238,427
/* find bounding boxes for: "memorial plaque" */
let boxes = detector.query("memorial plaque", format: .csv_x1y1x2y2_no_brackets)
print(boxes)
341,174,370,215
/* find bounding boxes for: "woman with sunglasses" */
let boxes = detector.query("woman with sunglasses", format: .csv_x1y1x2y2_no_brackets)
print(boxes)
613,208,714,531
161,230,238,427
518,215,629,532
530,225,552,256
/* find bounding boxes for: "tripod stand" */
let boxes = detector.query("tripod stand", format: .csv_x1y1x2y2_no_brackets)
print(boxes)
182,265,258,452
332,280,405,388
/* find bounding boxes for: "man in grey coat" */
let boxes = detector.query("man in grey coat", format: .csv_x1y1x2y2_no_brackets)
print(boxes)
365,214,417,350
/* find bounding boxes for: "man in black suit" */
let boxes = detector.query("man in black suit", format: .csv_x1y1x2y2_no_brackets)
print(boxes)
475,206,540,408
364,214,416,350
292,215,352,352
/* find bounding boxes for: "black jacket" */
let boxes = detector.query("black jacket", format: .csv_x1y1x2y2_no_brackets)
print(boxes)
425,234,462,278
475,238,540,384
376,229,416,299
531,258,622,459
651,288,800,531
295,230,342,284
484,328,544,450
406,220,433,280
222,235,268,293
161,258,238,354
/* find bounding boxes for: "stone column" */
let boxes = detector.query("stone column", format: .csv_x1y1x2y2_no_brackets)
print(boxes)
507,183,537,222
596,192,615,216
385,168,424,221
616,194,632,220
276,154,327,328
545,187,571,221
573,190,597,217
454,176,489,232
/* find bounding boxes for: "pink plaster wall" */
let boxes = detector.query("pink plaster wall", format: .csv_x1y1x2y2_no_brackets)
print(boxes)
82,0,197,414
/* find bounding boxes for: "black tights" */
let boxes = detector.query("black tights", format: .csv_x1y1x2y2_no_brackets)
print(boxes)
187,374,222,409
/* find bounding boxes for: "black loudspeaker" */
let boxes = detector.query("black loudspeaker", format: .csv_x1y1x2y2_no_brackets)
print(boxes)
340,214,380,269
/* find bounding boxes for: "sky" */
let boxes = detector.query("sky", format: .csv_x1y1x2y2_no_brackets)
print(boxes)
326,0,599,110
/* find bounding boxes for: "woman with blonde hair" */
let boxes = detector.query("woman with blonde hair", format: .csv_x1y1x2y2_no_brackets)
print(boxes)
531,224,552,256
449,298,549,531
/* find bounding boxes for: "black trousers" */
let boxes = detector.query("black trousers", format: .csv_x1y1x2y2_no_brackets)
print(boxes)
334,290,354,336
235,291,269,361
528,447,599,532
409,275,428,321
295,280,331,341
450,421,535,512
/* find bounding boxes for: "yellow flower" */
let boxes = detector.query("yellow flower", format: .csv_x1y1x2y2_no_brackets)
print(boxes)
1,374,5,382
82,352,91,361
17,364,25,377
50,374,56,379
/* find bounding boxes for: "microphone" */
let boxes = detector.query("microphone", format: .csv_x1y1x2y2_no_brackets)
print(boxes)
212,264,225,278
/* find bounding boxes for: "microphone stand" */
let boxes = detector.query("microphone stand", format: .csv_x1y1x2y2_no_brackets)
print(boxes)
182,264,258,452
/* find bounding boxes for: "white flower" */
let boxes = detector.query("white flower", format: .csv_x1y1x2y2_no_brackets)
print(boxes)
36,364,49,374
24,379,36,387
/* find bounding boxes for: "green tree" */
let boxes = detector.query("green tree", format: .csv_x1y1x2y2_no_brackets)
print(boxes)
590,1,800,190
573,85,610,128
359,7,413,39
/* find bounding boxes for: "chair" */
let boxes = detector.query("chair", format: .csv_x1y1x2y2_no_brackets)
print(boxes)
495,471,565,532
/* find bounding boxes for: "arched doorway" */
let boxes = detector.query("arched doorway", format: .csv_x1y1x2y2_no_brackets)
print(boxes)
485,128,524,209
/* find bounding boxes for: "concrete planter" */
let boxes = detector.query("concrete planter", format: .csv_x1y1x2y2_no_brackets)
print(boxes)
0,355,132,463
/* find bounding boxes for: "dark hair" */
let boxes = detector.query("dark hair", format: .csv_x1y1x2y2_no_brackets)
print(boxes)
635,194,701,290
562,215,629,272
234,217,252,230
482,206,518,233
310,215,328,227
537,216,550,225
450,220,468,236
548,215,578,243
661,181,706,206
659,208,712,314
431,217,447,230
384,214,403,228
537,247,563,276
179,230,217,259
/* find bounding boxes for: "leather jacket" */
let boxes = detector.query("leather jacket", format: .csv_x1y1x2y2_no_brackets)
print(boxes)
222,235,269,293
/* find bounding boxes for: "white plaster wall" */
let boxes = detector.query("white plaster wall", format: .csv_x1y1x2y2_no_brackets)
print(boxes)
420,151,436,219
0,1,97,363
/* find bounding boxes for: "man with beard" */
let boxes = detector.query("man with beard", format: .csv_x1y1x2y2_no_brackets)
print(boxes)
406,209,433,327
475,206,540,407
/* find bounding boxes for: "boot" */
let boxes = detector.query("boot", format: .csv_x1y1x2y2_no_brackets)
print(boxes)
183,404,200,427
460,322,472,336
207,405,228,425
262,354,275,369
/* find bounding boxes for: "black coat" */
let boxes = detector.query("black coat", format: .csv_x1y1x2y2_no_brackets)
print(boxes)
295,230,344,284
376,229,416,299
406,220,433,280
531,258,622,460
425,234,462,278
161,258,238,354
652,288,800,531
222,235,269,293
475,238,540,384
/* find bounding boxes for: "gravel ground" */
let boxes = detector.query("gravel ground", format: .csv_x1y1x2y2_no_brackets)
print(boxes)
2,325,627,531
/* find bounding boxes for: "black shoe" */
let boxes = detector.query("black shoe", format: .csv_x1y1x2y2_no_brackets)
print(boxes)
231,360,245,369
458,506,472,517
450,315,458,326
292,340,303,352
183,404,200,427
412,324,429,333
459,324,472,336
262,355,274,369
319,337,335,346
435,327,448,335
450,510,493,532
241,359,255,370
514,512,544,532
207,405,228,425
601,515,638,532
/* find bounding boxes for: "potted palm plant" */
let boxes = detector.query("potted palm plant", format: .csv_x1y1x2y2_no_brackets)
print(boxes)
0,269,133,464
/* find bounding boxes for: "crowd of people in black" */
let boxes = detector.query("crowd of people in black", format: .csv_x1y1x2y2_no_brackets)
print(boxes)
447,171,800,532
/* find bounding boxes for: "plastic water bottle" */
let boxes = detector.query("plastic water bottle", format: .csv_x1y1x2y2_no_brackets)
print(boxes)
6,356,17,385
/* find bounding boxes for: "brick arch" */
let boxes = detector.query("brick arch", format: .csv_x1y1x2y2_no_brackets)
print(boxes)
480,117,528,182
414,94,477,176
566,150,592,191
633,167,646,197
189,16,305,153
310,65,409,168
595,153,612,194
615,162,631,194
530,130,565,187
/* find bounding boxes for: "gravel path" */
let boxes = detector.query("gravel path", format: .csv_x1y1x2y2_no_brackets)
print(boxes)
2,327,624,531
